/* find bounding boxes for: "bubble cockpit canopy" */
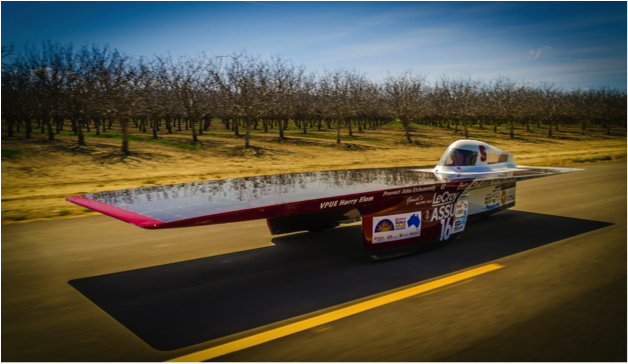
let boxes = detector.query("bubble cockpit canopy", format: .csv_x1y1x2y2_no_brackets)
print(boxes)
435,140,515,174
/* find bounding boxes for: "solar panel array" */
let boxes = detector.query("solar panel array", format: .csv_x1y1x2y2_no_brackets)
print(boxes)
83,166,573,223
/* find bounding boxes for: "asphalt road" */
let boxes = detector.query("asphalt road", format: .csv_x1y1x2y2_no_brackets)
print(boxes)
2,161,626,361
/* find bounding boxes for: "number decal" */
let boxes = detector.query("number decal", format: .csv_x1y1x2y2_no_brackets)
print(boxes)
440,217,452,241
479,145,487,162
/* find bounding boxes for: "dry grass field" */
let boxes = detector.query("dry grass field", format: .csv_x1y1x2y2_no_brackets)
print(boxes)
1,121,626,225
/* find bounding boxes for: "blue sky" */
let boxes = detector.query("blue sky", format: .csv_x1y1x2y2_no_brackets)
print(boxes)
2,1,626,90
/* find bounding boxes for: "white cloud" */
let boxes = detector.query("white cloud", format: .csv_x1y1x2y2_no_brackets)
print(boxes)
528,46,552,61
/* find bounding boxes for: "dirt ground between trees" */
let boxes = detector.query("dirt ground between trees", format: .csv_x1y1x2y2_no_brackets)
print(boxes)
2,122,626,225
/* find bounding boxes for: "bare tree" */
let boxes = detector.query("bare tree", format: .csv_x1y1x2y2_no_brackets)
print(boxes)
538,82,562,137
437,76,481,139
211,52,274,148
89,46,148,154
381,71,428,142
319,68,362,144
491,77,528,138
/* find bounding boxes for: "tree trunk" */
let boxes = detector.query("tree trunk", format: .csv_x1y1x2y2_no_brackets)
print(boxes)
152,119,158,139
510,120,514,139
403,118,412,143
46,119,54,141
279,118,286,140
581,120,586,135
8,118,14,137
548,119,552,137
336,119,342,144
302,119,307,134
191,119,198,144
464,120,469,139
245,117,251,148
54,118,59,133
25,118,32,139
77,120,86,146
121,120,130,154
347,118,353,137
234,119,240,136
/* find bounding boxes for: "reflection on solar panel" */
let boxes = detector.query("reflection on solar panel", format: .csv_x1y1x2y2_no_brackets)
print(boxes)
76,165,574,225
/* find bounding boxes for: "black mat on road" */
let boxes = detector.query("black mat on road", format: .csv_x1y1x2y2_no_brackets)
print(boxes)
69,211,612,351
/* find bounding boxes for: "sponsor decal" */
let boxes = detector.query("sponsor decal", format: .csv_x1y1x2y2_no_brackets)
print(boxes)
406,195,430,206
457,182,470,190
383,185,438,197
395,217,407,229
504,187,516,204
413,185,437,193
484,192,500,206
453,193,469,233
433,191,460,206
320,195,374,209
502,181,516,190
501,190,508,205
372,212,421,244
426,203,456,223
375,219,394,233
453,217,467,233
469,181,482,188
469,178,516,189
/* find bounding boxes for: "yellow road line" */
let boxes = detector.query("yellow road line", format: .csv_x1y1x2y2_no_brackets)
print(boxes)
167,263,504,362
414,278,475,298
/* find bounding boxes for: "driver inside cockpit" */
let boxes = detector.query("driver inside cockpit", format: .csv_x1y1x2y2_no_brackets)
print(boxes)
446,149,478,166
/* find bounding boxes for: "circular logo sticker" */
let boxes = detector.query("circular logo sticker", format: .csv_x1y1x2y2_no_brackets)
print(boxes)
375,219,394,233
